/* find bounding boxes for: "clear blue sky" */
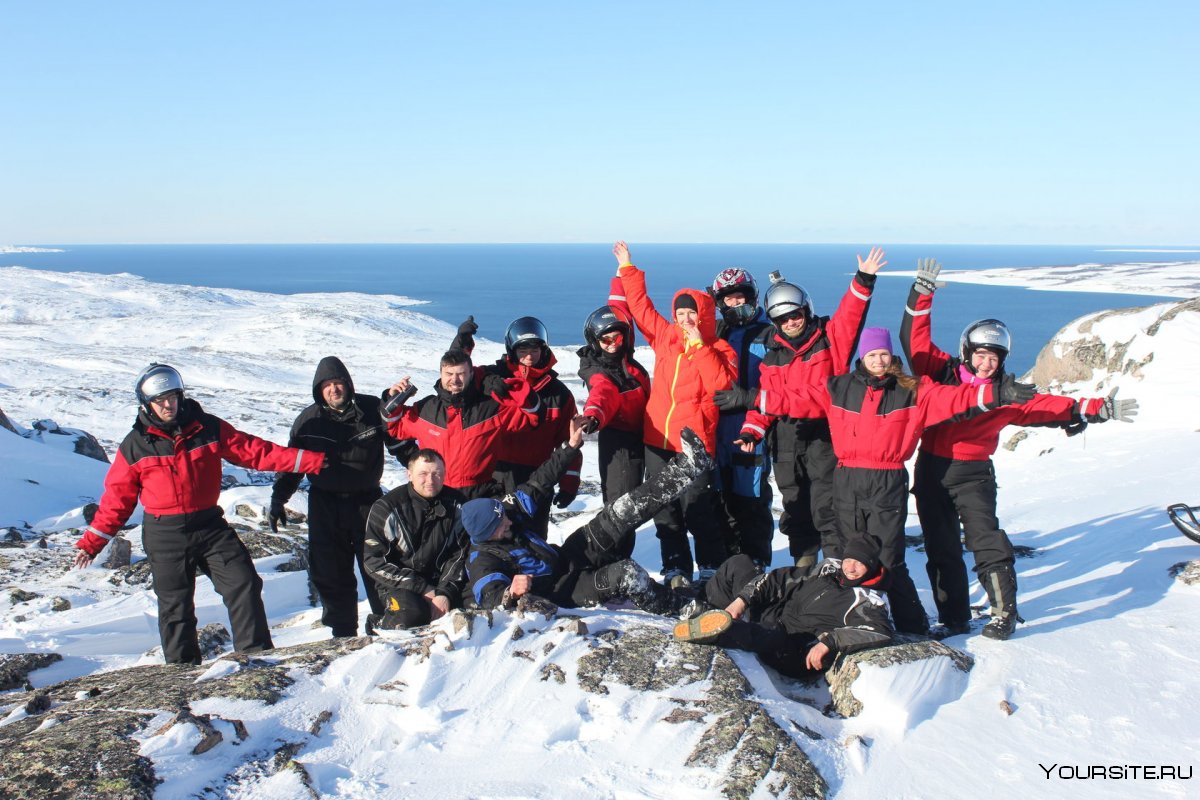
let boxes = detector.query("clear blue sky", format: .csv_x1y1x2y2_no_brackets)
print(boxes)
3,2,1197,245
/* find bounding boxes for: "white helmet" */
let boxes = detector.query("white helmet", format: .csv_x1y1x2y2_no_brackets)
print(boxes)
136,363,185,408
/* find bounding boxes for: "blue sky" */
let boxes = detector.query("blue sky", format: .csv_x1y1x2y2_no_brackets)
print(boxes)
3,2,1197,245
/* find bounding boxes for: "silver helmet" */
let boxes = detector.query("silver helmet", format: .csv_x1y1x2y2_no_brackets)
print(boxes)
763,271,815,324
959,319,1012,368
135,363,185,408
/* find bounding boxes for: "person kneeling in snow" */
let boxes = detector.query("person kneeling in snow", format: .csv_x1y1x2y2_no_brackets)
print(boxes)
463,428,714,614
673,542,894,679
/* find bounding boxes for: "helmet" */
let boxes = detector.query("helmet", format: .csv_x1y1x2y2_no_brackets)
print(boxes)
763,272,815,324
135,363,185,408
504,316,550,358
710,268,759,326
959,319,1012,369
583,305,632,351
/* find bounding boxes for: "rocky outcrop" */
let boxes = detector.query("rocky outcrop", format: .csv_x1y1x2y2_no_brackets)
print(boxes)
22,419,110,464
1169,560,1200,586
826,639,974,719
0,653,62,691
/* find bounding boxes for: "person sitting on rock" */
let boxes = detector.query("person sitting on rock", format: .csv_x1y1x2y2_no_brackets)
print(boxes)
463,427,714,614
673,541,894,678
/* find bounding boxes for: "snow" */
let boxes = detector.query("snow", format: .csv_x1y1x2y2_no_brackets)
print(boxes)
1,264,1199,797
888,259,1200,298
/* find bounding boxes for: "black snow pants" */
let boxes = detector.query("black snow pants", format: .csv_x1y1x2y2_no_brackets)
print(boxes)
834,466,927,634
308,486,385,637
597,427,645,558
771,420,839,562
141,507,272,665
913,453,1015,626
646,443,728,577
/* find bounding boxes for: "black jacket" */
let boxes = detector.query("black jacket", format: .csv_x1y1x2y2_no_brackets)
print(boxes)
363,483,470,602
738,560,893,656
272,356,403,503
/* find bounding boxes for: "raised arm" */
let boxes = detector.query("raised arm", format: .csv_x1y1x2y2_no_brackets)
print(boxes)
899,258,953,379
825,248,884,371
613,241,672,344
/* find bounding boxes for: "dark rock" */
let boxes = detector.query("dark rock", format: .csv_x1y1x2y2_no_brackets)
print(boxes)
826,640,974,718
25,419,110,463
24,693,51,714
234,504,259,519
236,530,301,560
50,597,71,612
198,623,232,660
4,528,23,544
82,503,99,525
0,652,63,691
539,663,566,684
276,550,309,573
107,559,153,586
9,587,39,603
1169,560,1200,586
0,405,17,434
309,710,333,736
99,537,132,569
36,536,48,549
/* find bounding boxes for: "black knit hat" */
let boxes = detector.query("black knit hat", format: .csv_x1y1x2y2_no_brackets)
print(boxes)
673,294,698,312
838,540,884,587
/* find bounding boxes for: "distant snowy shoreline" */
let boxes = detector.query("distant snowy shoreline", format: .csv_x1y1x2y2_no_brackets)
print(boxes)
887,260,1200,298
0,245,63,254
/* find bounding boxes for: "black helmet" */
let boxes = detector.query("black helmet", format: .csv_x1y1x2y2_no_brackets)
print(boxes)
763,271,815,324
504,316,550,358
583,306,632,352
135,363,185,410
710,268,759,325
959,319,1012,370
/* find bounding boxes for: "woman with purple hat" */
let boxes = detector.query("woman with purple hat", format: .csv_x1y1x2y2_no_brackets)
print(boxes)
717,327,1036,634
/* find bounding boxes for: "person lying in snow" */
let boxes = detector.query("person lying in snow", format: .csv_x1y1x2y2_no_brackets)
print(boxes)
462,426,714,614
673,541,894,678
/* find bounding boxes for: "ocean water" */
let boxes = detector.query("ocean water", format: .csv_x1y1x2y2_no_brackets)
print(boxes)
6,243,1186,374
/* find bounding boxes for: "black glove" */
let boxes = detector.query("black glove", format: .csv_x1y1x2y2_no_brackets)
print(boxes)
1063,418,1088,437
581,415,600,434
268,502,287,533
457,315,478,338
482,372,509,399
995,374,1036,406
734,433,759,449
554,490,577,509
714,385,757,412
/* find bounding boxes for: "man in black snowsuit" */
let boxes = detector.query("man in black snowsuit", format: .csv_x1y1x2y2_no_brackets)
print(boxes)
361,447,470,630
675,541,894,678
463,428,713,613
271,356,405,637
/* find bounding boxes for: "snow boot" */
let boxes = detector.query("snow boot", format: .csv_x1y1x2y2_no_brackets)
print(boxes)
980,565,1022,640
673,609,733,644
587,427,714,554
593,559,686,616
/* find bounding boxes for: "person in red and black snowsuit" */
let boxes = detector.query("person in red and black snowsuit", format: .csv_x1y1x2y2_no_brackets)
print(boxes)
900,260,1140,639
270,356,406,638
720,328,1036,634
383,349,541,497
576,282,651,556
721,249,885,568
74,364,326,664
674,540,893,678
451,316,580,535
614,240,738,584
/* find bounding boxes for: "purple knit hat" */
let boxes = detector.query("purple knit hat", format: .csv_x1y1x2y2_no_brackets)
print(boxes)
857,327,893,360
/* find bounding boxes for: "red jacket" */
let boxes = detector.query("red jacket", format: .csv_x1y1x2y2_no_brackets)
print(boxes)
765,367,998,470
742,272,874,440
79,400,324,555
900,286,1083,461
385,378,538,491
619,264,738,454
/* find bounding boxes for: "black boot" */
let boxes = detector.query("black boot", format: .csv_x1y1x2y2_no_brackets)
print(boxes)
980,564,1022,640
587,428,714,554
593,560,686,616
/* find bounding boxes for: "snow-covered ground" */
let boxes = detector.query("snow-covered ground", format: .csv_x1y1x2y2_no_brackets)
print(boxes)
1,264,1198,798
889,259,1200,298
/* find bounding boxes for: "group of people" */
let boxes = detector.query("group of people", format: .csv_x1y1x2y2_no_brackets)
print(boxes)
75,243,1139,674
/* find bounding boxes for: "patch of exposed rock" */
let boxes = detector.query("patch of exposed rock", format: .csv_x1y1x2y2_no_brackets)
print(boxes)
22,419,110,464
0,652,63,691
1168,560,1200,586
826,639,974,718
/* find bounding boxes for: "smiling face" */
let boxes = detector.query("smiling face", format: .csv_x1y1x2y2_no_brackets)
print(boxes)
841,558,868,581
971,349,1001,379
320,378,349,409
776,309,807,338
440,362,471,395
598,330,623,354
674,308,699,328
862,349,893,377
408,454,445,499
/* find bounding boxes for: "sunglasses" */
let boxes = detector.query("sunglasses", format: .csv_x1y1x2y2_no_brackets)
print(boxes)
599,332,623,345
775,310,806,324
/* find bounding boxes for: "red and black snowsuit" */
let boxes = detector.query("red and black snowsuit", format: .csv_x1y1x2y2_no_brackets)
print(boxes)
740,271,875,563
900,286,1089,627
702,555,893,678
383,377,539,496
77,398,325,664
619,263,738,577
763,365,1001,634
271,356,403,636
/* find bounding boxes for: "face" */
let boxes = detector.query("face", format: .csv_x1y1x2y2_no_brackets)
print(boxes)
841,558,868,581
320,378,349,409
674,308,699,328
514,342,543,367
971,349,1001,379
598,330,623,354
440,362,471,395
862,349,893,377
490,514,512,541
149,391,180,424
721,290,749,308
776,309,807,338
408,456,445,499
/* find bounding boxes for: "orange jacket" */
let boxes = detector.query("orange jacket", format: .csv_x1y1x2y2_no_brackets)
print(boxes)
619,264,738,454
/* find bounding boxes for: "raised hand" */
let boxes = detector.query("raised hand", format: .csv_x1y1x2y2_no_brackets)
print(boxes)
613,241,633,269
857,246,888,275
914,258,946,295
1088,387,1139,423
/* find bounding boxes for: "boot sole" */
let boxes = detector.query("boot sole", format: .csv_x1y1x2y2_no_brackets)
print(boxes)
673,610,733,644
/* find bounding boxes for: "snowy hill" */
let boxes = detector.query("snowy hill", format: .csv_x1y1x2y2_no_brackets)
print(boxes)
1,266,1198,798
